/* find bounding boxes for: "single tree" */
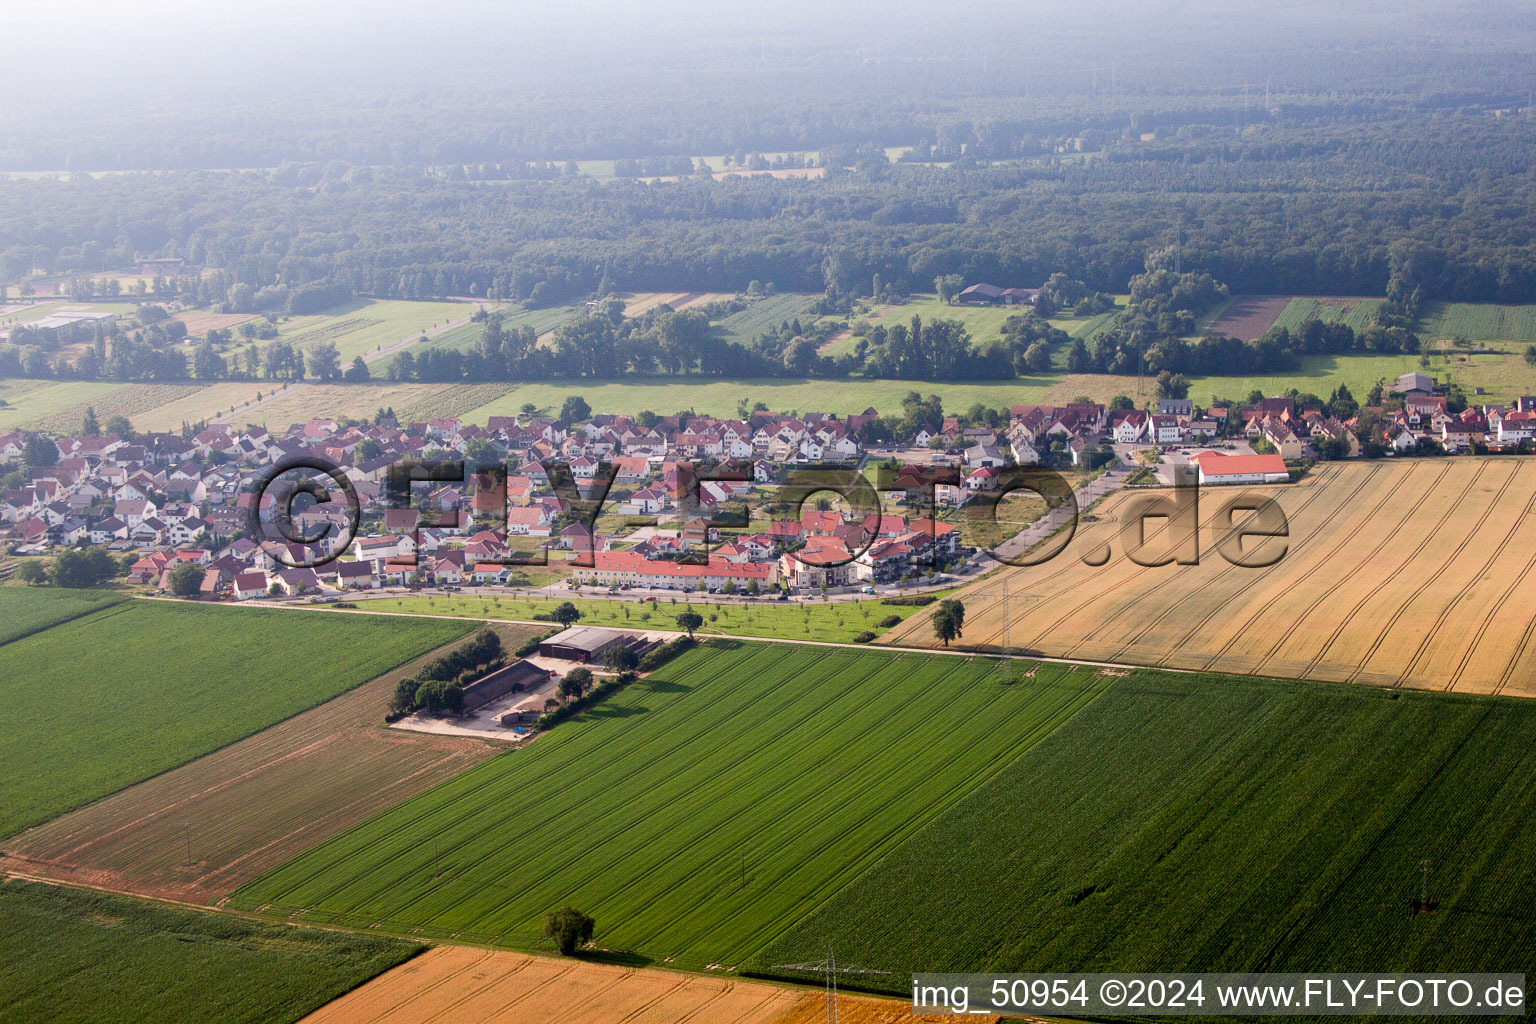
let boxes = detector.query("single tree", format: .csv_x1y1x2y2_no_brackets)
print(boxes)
675,610,704,638
81,407,100,436
602,645,639,673
543,906,595,956
308,341,342,380
932,598,967,647
552,601,582,626
167,561,205,597
558,667,594,700
560,395,591,424
17,560,48,585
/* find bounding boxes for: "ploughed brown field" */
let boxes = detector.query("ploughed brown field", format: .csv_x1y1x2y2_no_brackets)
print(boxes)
884,457,1536,695
172,311,260,336
295,945,803,1024
1,624,540,902
1205,294,1291,340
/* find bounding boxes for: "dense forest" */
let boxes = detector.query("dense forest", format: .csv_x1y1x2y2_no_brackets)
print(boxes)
4,111,1536,306
4,1,1536,387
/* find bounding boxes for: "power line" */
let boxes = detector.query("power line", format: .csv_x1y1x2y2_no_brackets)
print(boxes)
771,947,889,1024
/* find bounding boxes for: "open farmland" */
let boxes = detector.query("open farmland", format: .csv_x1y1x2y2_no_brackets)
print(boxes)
0,587,126,646
455,373,1147,422
759,670,1536,995
427,303,592,355
1204,294,1291,340
295,945,801,1024
0,380,209,433
0,879,418,1024
271,299,469,362
0,599,469,837
715,293,823,345
862,296,1016,343
1414,301,1536,343
127,380,271,431
0,379,129,430
3,624,534,902
622,292,694,316
173,310,259,337
339,591,949,643
230,642,1112,966
884,457,1536,695
1271,295,1385,333
210,382,496,429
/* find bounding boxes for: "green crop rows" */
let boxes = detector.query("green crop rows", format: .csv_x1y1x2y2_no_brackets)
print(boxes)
0,599,470,836
1414,301,1536,343
0,879,418,1024
231,642,1112,967
1272,296,1384,333
715,293,823,345
0,587,126,647
757,671,1536,994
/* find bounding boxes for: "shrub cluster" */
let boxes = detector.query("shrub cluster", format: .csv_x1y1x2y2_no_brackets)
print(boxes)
514,631,555,657
881,594,937,607
638,635,695,672
538,671,639,729
387,629,504,720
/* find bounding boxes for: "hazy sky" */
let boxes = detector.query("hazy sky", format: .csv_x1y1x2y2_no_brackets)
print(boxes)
3,0,1519,105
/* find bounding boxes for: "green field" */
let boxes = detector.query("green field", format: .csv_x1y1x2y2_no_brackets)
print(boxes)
1186,351,1424,405
0,880,418,1024
271,299,469,362
1414,301,1536,343
0,379,129,430
419,304,584,356
457,376,1079,421
715,293,824,345
0,600,470,836
758,671,1536,989
1272,296,1386,333
15,343,1532,435
0,587,126,646
231,643,1112,966
859,295,1021,345
333,591,951,643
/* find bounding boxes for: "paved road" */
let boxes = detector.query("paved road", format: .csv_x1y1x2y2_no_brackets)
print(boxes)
975,465,1130,570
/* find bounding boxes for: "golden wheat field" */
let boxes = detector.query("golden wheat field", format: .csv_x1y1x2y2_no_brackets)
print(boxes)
296,946,801,1024
884,457,1536,696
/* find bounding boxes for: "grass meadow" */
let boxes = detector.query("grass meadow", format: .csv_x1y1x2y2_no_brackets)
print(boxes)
339,591,952,643
0,599,469,836
270,299,468,362
230,642,1112,966
758,670,1536,996
0,879,419,1024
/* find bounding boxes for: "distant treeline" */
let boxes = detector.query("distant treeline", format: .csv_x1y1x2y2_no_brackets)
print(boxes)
5,114,1536,311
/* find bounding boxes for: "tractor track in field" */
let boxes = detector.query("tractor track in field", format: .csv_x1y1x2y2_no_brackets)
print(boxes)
1298,459,1491,682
